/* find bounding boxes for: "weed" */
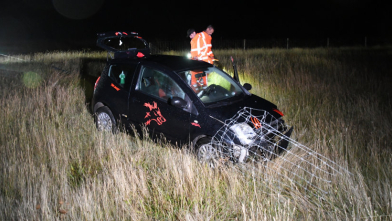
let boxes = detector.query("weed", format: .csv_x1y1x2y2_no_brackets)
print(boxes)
0,48,391,220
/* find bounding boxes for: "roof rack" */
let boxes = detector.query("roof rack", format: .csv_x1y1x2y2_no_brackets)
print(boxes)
97,31,151,60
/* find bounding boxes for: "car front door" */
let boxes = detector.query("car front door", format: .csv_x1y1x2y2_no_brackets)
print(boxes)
128,65,192,145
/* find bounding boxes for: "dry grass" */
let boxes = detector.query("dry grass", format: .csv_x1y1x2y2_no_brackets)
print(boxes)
0,48,391,220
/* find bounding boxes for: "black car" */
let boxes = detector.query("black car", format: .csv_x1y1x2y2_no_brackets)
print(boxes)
92,32,292,164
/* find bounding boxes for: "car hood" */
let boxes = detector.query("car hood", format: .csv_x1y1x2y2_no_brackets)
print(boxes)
205,94,280,122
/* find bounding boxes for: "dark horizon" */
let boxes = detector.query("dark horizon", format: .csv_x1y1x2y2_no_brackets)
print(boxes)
1,0,391,53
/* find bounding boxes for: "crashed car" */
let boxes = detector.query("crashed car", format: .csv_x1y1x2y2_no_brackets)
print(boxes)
92,31,293,164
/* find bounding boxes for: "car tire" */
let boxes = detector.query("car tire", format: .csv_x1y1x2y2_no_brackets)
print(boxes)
95,106,117,133
248,144,275,163
194,137,219,168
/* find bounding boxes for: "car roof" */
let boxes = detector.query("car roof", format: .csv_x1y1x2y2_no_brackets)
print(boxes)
111,55,213,72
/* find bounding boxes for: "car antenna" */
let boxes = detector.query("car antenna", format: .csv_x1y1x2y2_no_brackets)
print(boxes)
209,115,225,125
231,56,240,84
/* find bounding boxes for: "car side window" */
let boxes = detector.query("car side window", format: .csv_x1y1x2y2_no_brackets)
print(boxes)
108,64,137,89
136,66,186,101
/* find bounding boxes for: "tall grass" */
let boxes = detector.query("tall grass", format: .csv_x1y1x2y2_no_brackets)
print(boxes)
0,48,391,220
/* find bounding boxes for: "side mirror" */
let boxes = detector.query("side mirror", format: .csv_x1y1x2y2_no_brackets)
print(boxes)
243,83,252,91
170,97,188,108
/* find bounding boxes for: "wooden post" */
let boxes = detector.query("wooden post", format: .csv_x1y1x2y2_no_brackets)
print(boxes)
243,39,246,50
327,38,329,47
365,36,367,47
287,38,289,49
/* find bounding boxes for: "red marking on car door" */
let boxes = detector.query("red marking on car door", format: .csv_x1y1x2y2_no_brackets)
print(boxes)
111,83,120,91
144,101,166,125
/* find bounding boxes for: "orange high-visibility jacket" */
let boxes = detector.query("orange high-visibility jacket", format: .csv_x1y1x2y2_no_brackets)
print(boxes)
190,34,200,60
190,31,214,64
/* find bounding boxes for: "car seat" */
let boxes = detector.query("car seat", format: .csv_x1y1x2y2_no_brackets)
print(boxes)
140,68,166,98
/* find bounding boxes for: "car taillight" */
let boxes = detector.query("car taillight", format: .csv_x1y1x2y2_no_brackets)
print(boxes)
115,32,128,36
273,108,284,116
94,77,101,91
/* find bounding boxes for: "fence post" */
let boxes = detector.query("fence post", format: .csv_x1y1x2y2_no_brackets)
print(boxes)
327,38,329,47
365,36,367,47
243,39,246,50
286,38,289,49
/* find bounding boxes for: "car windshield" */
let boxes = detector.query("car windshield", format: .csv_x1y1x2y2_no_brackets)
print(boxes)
178,67,244,104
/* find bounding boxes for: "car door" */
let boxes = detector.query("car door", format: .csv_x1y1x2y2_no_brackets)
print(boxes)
103,62,138,122
128,64,192,144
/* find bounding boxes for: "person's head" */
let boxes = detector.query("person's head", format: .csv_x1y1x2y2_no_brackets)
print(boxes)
187,29,196,39
205,25,214,36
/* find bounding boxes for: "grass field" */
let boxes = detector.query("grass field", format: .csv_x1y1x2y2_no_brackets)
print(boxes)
0,47,391,220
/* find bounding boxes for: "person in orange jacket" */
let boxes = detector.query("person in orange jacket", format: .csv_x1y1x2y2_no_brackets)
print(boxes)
198,25,215,64
187,25,215,64
187,28,200,60
187,28,207,92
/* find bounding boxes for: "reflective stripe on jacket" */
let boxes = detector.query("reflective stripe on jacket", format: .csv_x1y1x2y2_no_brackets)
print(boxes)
190,31,214,64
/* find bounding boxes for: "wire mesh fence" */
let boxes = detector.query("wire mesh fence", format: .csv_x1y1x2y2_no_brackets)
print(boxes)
196,107,351,205
148,36,392,54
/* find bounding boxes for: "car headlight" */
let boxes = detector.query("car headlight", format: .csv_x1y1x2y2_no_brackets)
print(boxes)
230,122,256,145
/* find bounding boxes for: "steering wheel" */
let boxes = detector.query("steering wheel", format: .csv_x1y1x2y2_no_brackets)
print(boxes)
198,84,217,98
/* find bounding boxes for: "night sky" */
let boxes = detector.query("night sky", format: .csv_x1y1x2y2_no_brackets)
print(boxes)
0,0,391,52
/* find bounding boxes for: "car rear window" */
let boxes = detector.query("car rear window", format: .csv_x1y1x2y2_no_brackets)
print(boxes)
103,37,146,51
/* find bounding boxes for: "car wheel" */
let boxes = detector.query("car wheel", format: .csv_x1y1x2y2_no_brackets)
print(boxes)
247,143,276,163
262,144,276,161
195,137,219,168
95,106,117,133
257,144,276,162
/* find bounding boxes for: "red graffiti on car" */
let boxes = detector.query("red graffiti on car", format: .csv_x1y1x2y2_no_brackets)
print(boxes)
250,117,262,129
111,83,120,91
191,122,201,128
144,101,166,125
